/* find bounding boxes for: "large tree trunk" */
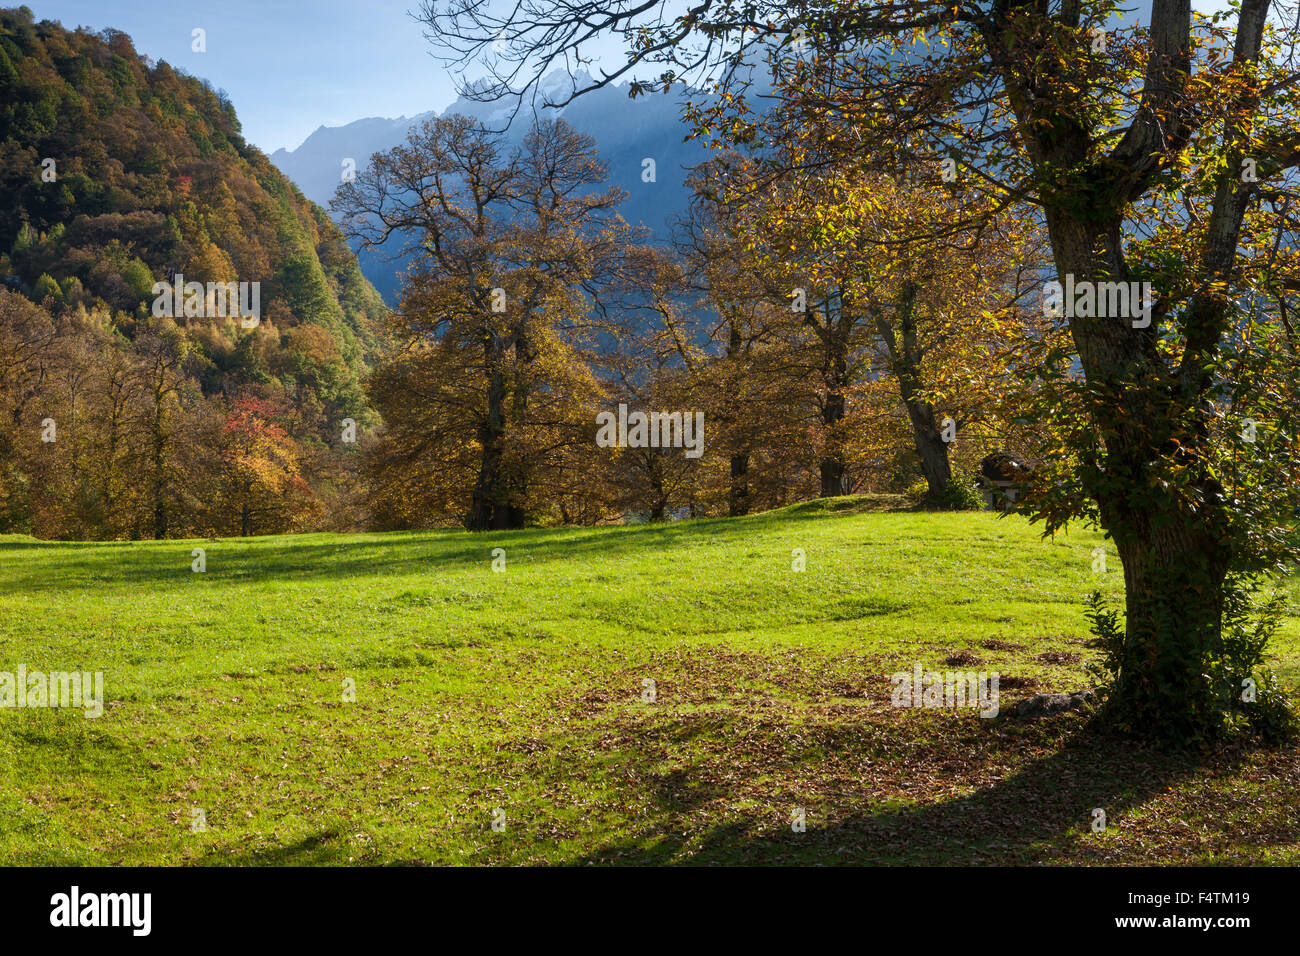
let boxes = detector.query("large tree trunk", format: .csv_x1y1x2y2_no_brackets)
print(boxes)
877,282,952,501
468,366,507,531
150,413,167,540
729,451,750,516
1048,214,1233,736
819,457,847,497
491,502,526,530
901,399,951,500
467,347,526,531
1112,513,1230,737
467,452,501,531
819,388,848,497
911,415,951,500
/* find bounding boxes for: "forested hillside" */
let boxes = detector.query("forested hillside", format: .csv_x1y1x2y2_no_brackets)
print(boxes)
0,6,388,539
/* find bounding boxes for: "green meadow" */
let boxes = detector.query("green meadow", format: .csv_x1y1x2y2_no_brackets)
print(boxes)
2,497,1298,865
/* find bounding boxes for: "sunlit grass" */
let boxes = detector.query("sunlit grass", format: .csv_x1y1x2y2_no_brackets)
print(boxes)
1,498,1296,865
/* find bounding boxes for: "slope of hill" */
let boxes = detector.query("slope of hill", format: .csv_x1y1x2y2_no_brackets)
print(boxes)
0,8,389,540
2,500,1297,864
270,72,711,303
0,6,387,391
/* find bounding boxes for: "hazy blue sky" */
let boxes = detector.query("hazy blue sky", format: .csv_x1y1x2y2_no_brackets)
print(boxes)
29,0,466,152
27,1,1234,155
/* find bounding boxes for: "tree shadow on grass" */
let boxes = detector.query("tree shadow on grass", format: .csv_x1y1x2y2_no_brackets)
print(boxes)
0,503,886,593
199,829,346,866
562,722,1235,866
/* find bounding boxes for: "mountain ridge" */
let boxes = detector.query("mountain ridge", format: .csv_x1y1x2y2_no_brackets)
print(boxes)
270,73,712,303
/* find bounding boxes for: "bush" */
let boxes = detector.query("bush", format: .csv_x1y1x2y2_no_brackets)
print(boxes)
1084,580,1298,745
929,469,985,511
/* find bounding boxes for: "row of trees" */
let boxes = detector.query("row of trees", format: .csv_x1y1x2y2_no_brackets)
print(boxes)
336,115,1043,530
0,290,362,539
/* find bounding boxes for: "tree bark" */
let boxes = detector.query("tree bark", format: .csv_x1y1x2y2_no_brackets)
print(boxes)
912,417,952,499
819,384,848,497
1044,198,1233,737
467,344,526,531
150,414,167,539
877,283,952,500
819,456,847,498
729,451,750,516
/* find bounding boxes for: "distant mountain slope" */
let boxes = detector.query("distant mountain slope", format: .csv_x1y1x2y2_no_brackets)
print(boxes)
271,72,711,303
270,112,437,225
0,7,387,407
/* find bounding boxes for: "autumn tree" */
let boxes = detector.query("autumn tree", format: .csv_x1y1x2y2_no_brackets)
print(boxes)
0,289,59,531
758,165,1039,502
217,395,313,536
687,147,1039,503
335,116,639,529
673,161,833,510
132,318,196,539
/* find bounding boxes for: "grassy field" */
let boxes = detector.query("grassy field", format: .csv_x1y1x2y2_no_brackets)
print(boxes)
2,496,1298,866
